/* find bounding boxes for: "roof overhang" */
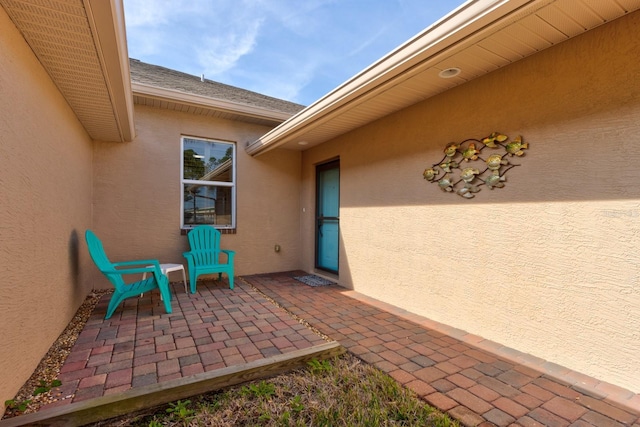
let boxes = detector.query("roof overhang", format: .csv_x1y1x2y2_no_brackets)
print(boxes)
132,83,295,127
247,0,640,156
1,0,135,142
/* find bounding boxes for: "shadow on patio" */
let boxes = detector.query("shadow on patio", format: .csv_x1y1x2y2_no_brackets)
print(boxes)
2,271,639,427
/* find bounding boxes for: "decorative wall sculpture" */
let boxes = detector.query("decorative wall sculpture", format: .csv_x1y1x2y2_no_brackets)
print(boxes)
423,132,528,198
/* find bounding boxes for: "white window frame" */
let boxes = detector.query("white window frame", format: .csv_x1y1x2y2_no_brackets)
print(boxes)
180,135,236,229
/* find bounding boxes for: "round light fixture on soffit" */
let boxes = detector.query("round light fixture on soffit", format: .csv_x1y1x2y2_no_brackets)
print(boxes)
438,67,461,78
298,141,309,146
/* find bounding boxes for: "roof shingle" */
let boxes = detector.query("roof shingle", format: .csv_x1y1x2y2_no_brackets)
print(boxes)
129,59,305,115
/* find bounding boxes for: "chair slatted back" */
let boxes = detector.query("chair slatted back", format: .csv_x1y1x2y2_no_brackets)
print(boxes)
187,226,221,265
85,230,125,290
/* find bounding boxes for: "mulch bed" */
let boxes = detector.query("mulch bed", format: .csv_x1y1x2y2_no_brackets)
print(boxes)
2,289,111,419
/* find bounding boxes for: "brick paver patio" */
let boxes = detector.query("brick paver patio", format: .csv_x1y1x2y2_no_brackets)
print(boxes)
245,271,640,427
40,277,328,411
4,271,639,427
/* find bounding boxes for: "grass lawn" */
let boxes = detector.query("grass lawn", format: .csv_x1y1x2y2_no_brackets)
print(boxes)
90,353,459,426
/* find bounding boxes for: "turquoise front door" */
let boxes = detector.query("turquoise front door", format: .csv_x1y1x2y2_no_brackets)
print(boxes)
316,160,340,273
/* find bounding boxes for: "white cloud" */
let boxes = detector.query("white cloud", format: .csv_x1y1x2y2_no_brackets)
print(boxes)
254,60,319,103
123,0,467,104
123,0,174,27
253,0,337,37
197,18,264,77
347,24,392,60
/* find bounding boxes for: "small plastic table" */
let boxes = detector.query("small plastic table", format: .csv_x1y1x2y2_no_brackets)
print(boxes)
142,263,188,294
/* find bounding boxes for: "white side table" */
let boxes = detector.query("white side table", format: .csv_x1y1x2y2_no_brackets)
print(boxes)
142,263,188,294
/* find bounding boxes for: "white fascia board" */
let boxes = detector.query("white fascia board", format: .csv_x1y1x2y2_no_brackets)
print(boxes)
84,0,136,142
132,82,294,122
246,0,536,156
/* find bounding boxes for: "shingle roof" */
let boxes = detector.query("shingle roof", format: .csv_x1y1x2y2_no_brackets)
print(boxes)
129,59,306,115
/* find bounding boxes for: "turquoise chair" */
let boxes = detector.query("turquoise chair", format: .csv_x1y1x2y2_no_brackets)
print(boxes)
183,225,235,293
85,230,173,319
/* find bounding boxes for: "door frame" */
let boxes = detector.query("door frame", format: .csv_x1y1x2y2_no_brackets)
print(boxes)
315,159,340,274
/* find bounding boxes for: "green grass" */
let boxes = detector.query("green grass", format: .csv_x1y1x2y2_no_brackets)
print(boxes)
91,354,459,427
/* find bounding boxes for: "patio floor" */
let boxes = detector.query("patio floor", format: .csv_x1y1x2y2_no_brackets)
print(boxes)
249,272,640,427
3,271,640,427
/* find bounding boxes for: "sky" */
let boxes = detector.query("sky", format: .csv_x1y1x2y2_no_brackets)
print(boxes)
123,0,466,106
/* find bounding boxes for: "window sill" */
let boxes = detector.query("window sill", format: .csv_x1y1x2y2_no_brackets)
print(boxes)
181,228,236,235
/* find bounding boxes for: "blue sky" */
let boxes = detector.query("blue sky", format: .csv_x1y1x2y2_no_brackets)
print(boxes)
123,0,466,106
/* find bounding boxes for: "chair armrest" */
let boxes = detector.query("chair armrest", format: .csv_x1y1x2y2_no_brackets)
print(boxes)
183,249,234,263
100,265,159,275
221,250,235,261
112,259,161,268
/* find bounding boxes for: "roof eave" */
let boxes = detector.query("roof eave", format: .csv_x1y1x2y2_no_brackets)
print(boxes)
245,0,535,156
84,0,135,142
132,82,296,123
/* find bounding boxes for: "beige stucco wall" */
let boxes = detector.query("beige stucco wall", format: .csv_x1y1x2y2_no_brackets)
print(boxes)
300,11,640,393
92,105,301,287
0,7,94,405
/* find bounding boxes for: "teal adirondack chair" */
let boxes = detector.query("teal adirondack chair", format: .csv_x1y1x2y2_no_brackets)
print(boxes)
183,225,235,293
85,230,173,319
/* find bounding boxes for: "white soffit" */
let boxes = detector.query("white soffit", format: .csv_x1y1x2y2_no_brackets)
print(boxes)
0,0,135,142
247,0,640,155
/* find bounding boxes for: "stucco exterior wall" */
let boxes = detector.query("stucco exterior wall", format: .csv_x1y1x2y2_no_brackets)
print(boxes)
300,11,640,393
92,105,301,287
0,7,94,405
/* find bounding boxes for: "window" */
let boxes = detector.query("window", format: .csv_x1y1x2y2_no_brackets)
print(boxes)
181,136,236,229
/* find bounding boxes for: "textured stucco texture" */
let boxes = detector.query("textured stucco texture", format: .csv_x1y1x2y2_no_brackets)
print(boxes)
299,11,640,393
91,105,302,287
0,7,94,405
3,0,639,409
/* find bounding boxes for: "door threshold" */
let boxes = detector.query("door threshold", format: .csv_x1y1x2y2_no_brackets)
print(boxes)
313,270,338,283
